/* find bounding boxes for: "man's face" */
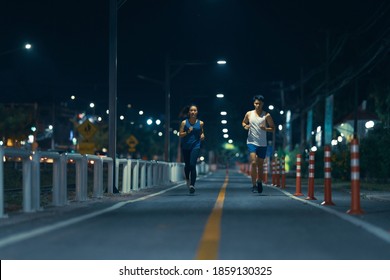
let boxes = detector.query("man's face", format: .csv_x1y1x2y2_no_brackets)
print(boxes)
253,100,263,109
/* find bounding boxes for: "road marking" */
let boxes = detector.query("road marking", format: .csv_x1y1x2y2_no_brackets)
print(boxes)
195,172,229,260
0,184,184,249
272,185,390,244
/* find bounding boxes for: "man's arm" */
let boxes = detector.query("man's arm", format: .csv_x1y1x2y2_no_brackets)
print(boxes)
242,112,250,130
265,113,275,132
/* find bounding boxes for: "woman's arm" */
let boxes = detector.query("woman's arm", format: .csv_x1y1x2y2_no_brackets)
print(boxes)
179,120,187,138
200,121,205,140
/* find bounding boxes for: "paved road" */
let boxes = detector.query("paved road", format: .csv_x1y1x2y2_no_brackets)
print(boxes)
0,168,389,260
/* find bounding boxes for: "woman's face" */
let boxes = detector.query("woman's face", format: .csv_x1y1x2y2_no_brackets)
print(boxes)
189,106,198,118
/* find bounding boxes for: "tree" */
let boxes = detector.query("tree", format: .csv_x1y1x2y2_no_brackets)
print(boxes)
0,104,35,146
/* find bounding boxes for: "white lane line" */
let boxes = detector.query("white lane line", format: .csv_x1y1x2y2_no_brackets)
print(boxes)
0,184,184,249
271,185,390,244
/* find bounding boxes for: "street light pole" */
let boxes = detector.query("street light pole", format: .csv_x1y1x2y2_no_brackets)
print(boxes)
164,55,171,162
108,0,118,192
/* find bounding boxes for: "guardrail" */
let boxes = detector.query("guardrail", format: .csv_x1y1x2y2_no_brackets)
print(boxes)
0,148,32,216
0,147,189,218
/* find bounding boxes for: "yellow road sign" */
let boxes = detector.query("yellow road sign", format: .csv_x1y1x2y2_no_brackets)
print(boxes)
78,141,95,155
77,119,97,140
126,135,138,146
126,135,139,152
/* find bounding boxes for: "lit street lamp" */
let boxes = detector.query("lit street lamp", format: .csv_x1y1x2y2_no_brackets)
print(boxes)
0,43,32,57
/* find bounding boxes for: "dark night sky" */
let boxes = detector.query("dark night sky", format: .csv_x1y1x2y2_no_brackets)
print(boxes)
1,0,388,145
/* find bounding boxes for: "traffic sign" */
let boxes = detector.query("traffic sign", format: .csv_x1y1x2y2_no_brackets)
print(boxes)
78,141,95,155
77,119,97,140
126,135,139,152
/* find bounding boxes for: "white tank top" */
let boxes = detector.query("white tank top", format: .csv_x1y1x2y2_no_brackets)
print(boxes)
247,110,267,147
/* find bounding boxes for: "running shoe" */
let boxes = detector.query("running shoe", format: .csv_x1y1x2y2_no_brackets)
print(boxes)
257,181,263,193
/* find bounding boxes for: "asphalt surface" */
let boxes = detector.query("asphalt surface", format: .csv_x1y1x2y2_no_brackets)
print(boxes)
0,168,389,260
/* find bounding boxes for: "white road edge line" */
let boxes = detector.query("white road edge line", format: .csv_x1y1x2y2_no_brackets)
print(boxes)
270,185,390,244
0,183,185,249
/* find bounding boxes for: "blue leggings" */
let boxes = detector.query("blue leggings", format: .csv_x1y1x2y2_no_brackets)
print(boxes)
182,148,200,186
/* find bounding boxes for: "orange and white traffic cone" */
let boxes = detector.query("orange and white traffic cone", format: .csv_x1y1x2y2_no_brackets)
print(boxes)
276,157,281,187
294,154,303,196
321,145,335,206
347,138,364,215
272,158,276,186
281,156,286,189
306,151,317,200
263,157,268,184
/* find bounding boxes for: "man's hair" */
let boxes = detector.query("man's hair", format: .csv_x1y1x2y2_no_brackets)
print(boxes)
253,95,264,102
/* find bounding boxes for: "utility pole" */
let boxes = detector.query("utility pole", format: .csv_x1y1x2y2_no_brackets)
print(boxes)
108,0,118,192
164,55,171,162
279,81,285,108
324,30,334,146
354,78,359,139
279,81,290,150
299,68,306,153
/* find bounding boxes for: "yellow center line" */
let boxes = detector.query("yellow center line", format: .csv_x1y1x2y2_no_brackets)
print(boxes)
195,172,229,260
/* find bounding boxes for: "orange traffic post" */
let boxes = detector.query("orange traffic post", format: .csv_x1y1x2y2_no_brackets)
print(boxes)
271,158,276,186
294,154,303,196
276,157,281,187
263,157,268,184
347,138,364,215
321,145,335,206
306,151,317,200
281,156,286,189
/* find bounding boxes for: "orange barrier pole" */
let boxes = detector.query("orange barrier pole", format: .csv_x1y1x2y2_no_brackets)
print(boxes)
263,157,268,184
281,156,286,189
294,154,303,196
276,157,281,187
271,158,276,186
322,145,335,205
347,138,364,215
306,151,317,200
